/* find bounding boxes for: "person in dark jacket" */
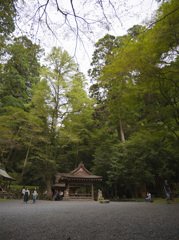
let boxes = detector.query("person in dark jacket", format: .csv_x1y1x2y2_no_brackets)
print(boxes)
55,191,60,201
24,188,30,203
164,180,171,203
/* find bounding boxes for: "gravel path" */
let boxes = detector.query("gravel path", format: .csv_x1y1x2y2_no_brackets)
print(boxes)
0,200,179,240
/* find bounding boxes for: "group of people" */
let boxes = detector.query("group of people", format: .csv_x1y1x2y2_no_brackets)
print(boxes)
145,180,172,203
22,187,38,204
54,190,64,201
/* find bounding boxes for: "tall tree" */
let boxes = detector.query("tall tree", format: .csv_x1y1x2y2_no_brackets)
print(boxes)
59,72,94,169
23,78,56,193
0,36,41,111
41,47,77,133
39,47,91,194
89,33,131,142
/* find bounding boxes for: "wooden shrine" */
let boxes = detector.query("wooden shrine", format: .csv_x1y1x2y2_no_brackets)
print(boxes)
52,162,102,201
0,167,16,192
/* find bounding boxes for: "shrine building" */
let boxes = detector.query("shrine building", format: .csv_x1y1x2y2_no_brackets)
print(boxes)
0,167,16,192
52,162,102,201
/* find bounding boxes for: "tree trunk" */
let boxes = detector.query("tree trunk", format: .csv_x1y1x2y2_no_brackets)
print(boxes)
23,137,32,168
7,127,21,163
46,177,52,198
7,147,13,163
1,148,6,165
75,143,79,168
115,182,117,197
119,119,125,143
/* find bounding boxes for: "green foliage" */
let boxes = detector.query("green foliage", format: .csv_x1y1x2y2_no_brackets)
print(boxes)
92,130,178,197
0,36,41,110
41,47,77,131
0,0,17,36
0,0,17,58
21,162,46,186
89,0,179,197
0,106,46,170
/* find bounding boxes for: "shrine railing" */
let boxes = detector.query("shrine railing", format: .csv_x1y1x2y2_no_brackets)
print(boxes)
69,193,92,197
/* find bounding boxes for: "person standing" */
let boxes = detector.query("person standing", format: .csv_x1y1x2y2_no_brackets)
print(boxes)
24,187,30,203
33,188,38,203
22,186,25,201
55,191,60,201
164,180,171,203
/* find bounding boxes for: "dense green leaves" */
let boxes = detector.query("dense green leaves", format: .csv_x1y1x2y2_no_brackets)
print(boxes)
0,0,17,36
0,36,41,111
90,0,179,197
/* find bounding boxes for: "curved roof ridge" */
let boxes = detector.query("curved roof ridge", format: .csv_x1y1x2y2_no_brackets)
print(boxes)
71,162,92,175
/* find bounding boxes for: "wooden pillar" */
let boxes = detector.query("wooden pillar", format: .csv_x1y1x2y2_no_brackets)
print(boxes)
91,183,94,200
67,183,70,196
63,183,70,201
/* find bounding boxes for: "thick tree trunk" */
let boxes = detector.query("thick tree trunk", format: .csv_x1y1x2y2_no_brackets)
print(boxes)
119,119,125,143
23,137,32,167
46,177,52,198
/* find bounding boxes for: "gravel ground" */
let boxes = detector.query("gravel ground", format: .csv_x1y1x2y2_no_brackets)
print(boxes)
0,200,179,240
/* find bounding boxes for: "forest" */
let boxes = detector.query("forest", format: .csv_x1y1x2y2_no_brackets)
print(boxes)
0,0,179,199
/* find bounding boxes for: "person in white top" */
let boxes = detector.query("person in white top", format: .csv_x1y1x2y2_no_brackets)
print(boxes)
145,192,151,203
22,187,25,200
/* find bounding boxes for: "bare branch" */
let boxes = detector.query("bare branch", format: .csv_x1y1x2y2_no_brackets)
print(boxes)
55,0,67,18
146,6,179,30
70,0,79,57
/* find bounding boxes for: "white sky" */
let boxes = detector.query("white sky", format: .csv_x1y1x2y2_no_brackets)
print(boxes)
15,0,159,79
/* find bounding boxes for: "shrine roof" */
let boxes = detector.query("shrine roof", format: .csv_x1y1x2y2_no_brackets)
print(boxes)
0,167,16,181
55,162,102,182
